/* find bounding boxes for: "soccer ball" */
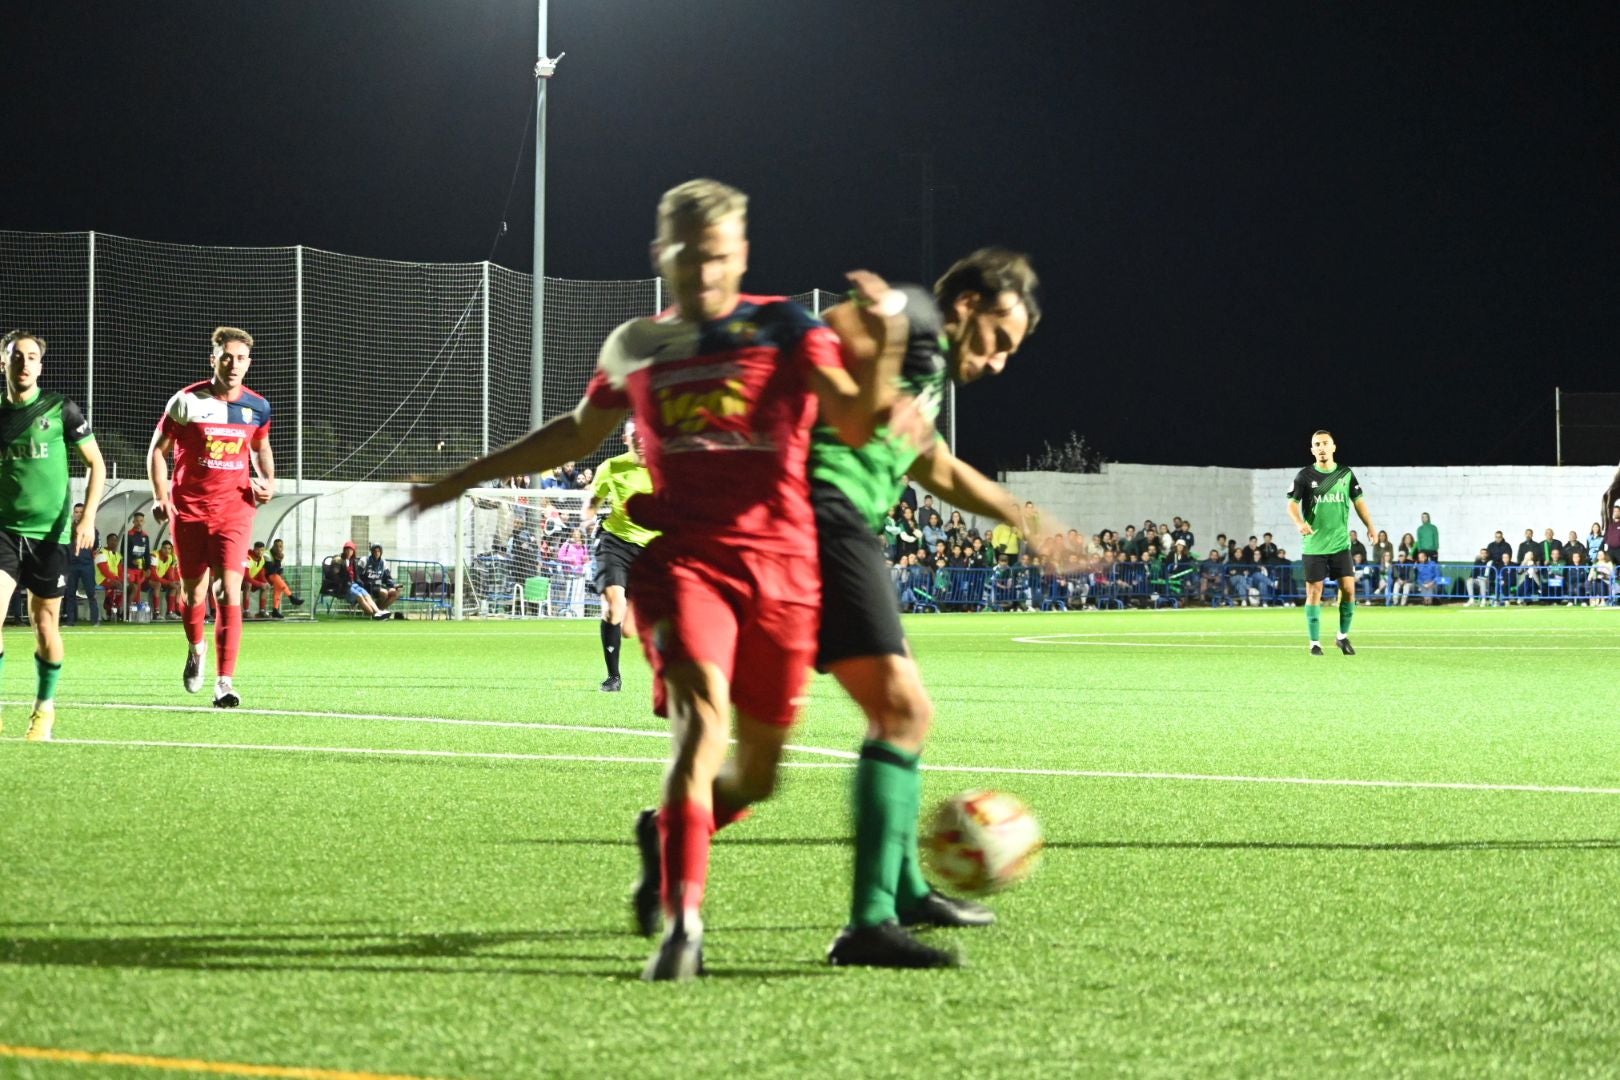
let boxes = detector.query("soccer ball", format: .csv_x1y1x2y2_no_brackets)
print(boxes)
923,789,1043,895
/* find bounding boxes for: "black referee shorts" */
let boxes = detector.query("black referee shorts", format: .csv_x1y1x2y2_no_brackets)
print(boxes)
812,480,907,670
1303,550,1355,584
592,530,644,595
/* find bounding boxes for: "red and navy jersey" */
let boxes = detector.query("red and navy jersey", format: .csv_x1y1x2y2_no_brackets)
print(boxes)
584,294,844,558
157,381,272,524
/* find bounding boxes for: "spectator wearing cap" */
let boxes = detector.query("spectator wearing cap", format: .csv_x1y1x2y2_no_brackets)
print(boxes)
321,541,392,620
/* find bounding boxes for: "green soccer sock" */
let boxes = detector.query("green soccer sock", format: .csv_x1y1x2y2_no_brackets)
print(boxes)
896,772,934,911
850,740,920,928
1306,604,1322,642
1338,596,1355,637
36,654,63,704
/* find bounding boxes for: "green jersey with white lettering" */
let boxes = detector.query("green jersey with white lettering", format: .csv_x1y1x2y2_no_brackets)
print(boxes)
808,285,947,533
1288,463,1363,556
0,389,95,543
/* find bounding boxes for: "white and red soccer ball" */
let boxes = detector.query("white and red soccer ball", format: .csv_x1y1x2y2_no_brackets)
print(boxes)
924,789,1043,895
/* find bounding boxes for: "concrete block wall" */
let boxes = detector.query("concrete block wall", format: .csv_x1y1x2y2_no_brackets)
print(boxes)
1002,464,1613,562
81,463,1615,573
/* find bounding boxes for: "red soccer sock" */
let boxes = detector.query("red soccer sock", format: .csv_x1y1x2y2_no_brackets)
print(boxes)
215,603,243,676
182,598,207,646
658,800,715,921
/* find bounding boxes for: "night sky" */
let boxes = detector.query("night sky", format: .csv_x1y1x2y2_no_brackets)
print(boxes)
8,2,1617,471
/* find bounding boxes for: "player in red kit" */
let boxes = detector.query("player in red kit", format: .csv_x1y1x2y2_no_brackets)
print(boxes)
147,326,274,707
405,179,905,981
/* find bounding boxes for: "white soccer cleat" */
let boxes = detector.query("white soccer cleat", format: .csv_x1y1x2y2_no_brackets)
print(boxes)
183,644,207,694
213,676,240,709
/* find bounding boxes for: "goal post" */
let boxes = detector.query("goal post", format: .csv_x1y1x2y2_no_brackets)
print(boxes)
454,485,596,619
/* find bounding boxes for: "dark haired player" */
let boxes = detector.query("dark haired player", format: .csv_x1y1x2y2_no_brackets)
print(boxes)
1286,430,1376,656
0,330,107,740
148,326,274,707
585,418,656,692
807,250,1042,968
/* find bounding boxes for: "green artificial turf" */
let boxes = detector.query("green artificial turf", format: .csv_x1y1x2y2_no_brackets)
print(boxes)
3,606,1619,1078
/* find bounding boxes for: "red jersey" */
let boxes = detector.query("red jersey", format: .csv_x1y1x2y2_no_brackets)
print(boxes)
584,295,843,558
158,381,272,525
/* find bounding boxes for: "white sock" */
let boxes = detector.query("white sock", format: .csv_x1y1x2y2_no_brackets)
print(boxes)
192,641,207,655
1310,640,1321,648
1336,632,1348,640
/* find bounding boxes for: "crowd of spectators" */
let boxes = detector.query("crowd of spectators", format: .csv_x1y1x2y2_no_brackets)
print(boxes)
881,489,1620,611
469,491,602,617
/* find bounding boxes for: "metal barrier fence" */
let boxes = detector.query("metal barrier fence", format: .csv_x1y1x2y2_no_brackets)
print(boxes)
888,562,1619,611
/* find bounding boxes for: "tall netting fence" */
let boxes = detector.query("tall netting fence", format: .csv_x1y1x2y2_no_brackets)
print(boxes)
1559,392,1620,466
0,230,907,485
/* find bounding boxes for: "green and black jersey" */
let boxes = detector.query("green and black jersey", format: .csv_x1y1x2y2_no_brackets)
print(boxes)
0,389,94,543
808,284,947,533
1288,463,1363,556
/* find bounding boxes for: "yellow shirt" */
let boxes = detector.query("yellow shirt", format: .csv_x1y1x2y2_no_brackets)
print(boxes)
591,451,660,548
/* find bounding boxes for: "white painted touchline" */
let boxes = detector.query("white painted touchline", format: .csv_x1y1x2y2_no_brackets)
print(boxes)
6,701,859,762
30,737,1620,796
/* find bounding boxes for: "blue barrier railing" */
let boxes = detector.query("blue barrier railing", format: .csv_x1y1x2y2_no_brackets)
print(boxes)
887,561,1617,611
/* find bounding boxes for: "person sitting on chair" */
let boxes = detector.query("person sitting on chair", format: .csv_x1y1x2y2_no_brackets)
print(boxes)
95,532,127,620
322,542,391,620
360,543,401,611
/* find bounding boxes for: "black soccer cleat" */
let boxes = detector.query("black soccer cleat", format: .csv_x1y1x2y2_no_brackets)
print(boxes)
289,596,306,607
898,890,996,929
631,807,662,938
1309,644,1324,656
827,921,961,969
1336,636,1356,656
269,609,286,620
641,923,704,982
600,675,622,693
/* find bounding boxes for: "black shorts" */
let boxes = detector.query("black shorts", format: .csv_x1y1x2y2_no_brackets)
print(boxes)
0,528,69,599
812,481,907,670
593,531,644,595
1303,550,1355,584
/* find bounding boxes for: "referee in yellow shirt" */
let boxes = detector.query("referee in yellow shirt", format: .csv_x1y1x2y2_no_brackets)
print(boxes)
586,420,659,692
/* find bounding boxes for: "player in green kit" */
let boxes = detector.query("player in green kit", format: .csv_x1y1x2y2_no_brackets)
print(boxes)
1286,430,1377,656
812,251,1040,968
0,331,108,740
585,418,658,693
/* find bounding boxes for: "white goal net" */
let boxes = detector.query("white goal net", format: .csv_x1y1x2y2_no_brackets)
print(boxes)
454,485,598,619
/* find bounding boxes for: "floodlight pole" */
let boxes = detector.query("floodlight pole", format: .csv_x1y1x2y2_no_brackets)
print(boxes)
531,4,563,432
1555,386,1562,466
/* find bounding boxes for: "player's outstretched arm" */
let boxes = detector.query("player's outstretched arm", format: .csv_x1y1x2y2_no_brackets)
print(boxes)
75,437,108,555
147,428,177,525
1353,497,1376,542
908,440,1022,531
403,399,625,516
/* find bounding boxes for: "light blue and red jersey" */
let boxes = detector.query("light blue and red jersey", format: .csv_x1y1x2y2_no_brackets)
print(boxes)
157,380,273,526
584,295,844,559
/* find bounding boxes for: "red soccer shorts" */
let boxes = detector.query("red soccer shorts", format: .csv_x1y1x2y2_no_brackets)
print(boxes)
171,517,252,581
630,541,819,728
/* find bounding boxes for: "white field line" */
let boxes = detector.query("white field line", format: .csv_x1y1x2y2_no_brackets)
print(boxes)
2,700,859,762
1014,634,1620,650
28,735,1620,797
